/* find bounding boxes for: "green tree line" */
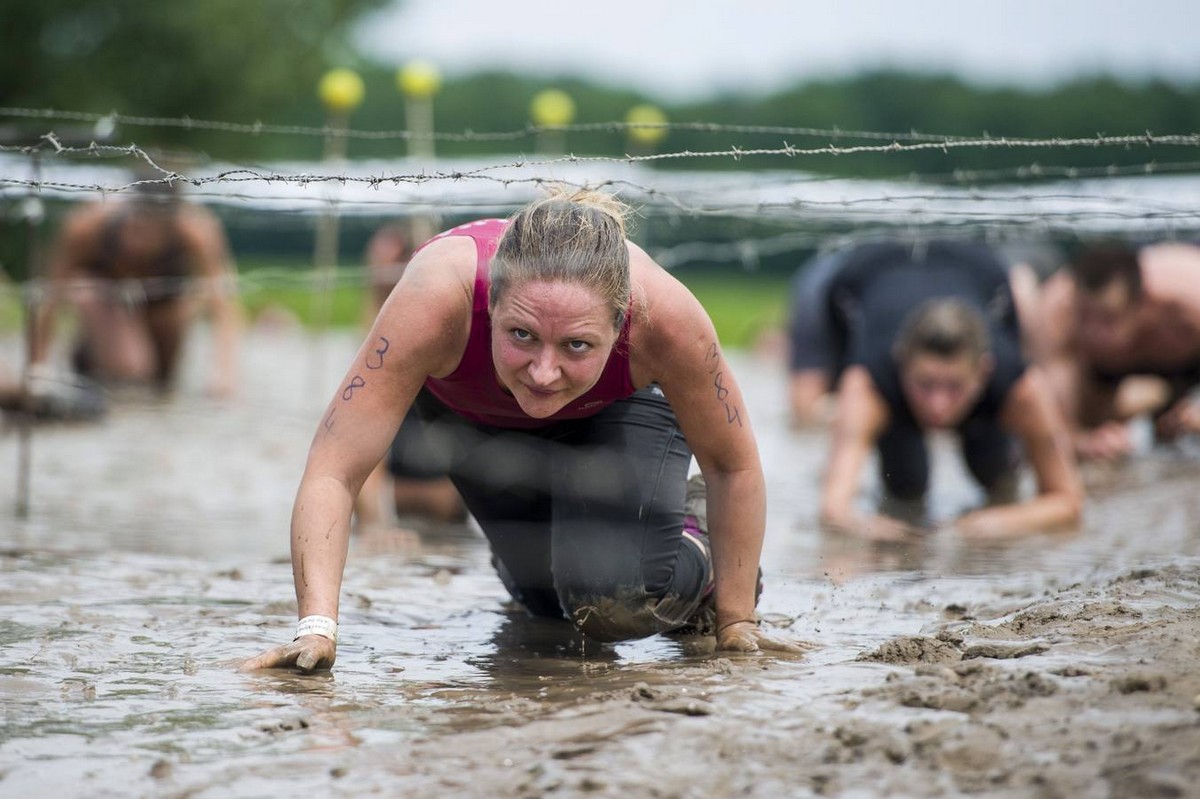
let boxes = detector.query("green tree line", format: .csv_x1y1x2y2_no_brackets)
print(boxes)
3,1,1198,179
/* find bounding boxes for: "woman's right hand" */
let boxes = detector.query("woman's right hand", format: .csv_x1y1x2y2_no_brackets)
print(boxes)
238,635,336,673
823,512,921,542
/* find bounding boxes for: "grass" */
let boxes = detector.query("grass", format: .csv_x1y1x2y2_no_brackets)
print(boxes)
0,262,792,351
678,273,790,350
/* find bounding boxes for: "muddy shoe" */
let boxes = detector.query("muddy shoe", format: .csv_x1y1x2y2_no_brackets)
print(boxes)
28,371,107,421
671,474,761,637
684,472,708,537
6,368,108,421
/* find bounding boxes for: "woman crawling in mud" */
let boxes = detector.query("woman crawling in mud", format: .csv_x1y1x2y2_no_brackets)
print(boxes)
242,188,803,672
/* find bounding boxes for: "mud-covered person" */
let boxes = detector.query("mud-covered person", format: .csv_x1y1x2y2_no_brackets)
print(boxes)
817,241,1083,541
242,189,804,672
32,181,241,396
1028,241,1200,460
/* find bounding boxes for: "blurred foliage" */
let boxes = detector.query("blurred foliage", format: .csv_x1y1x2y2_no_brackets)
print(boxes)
277,69,1200,179
0,0,389,145
2,4,1198,178
671,72,1200,177
6,6,1194,340
237,271,366,329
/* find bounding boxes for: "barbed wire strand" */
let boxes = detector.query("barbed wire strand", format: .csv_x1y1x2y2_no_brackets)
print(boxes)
0,106,997,144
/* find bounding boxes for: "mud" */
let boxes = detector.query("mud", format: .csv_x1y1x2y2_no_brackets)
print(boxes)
1,327,1199,798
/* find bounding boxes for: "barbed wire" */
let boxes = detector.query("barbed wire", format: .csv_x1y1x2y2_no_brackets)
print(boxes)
7,128,1200,175
2,108,1197,226
181,155,1200,209
5,182,1194,232
912,159,1200,184
3,185,1198,239
4,200,1198,312
3,140,1199,232
1,116,1197,276
9,154,1200,211
0,106,997,145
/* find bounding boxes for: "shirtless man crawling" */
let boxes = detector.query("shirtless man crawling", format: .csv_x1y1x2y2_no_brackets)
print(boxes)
33,183,241,396
1029,241,1200,459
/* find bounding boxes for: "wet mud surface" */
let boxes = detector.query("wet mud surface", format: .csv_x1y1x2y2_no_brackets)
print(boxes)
2,329,1199,797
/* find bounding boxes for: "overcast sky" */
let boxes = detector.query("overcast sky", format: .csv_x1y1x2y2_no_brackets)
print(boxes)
356,0,1200,100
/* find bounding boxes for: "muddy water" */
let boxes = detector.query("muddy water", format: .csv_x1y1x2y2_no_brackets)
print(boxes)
2,327,1199,798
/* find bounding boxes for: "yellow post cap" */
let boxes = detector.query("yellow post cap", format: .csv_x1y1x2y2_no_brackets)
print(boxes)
530,89,576,127
318,68,365,112
625,104,668,146
397,60,442,99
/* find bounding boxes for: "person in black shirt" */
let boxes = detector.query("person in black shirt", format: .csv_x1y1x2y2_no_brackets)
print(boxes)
816,241,1082,541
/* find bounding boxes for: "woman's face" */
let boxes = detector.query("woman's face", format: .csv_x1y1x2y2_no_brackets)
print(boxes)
491,280,619,418
899,352,991,429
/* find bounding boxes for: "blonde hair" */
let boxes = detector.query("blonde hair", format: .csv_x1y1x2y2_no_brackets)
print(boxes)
491,187,632,329
894,298,990,365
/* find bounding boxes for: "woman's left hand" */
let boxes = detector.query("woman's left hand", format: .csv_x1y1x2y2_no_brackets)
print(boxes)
715,621,815,654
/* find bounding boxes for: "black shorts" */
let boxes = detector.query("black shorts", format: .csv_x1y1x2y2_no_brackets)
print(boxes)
387,387,713,642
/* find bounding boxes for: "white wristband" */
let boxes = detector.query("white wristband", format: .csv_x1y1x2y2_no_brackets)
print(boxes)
294,615,338,643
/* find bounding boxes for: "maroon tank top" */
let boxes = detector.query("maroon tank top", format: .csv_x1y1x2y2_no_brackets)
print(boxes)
422,219,636,429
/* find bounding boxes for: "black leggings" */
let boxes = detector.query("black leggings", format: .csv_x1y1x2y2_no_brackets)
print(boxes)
878,416,1018,500
389,387,710,642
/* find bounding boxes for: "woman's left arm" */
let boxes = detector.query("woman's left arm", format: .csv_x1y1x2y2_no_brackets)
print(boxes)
632,252,804,653
957,367,1084,538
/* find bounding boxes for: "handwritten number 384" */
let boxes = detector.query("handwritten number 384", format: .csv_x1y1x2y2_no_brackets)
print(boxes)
705,344,742,427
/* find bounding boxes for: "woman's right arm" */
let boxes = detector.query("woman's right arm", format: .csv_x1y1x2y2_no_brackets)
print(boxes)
819,367,914,541
240,237,475,672
956,367,1083,538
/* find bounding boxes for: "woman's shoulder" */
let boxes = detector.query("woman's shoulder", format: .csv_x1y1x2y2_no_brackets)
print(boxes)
628,241,693,313
404,234,478,284
379,234,479,328
373,233,478,375
627,242,718,373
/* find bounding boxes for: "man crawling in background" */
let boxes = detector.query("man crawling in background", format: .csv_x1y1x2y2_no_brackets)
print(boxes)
31,179,242,398
1027,241,1200,460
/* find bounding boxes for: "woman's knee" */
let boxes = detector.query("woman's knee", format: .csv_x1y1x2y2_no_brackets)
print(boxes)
557,584,664,643
555,553,705,643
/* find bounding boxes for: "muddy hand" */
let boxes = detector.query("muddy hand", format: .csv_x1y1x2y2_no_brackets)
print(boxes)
1156,398,1200,440
716,621,814,655
238,634,336,673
